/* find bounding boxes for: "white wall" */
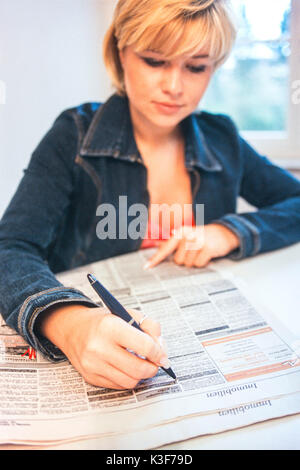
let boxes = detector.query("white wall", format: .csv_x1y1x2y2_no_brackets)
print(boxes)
0,0,117,218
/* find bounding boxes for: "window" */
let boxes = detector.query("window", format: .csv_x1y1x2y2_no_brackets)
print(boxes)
201,0,300,165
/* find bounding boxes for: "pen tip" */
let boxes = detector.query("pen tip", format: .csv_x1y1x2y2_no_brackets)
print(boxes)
164,367,177,380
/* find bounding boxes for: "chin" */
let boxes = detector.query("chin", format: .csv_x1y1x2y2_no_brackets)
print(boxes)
150,110,185,126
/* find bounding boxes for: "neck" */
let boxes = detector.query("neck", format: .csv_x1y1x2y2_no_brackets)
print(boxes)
129,102,181,148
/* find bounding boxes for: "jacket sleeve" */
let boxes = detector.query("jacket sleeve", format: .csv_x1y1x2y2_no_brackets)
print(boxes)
0,110,98,362
215,130,300,260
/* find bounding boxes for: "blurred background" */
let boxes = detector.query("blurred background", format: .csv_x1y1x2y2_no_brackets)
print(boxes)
203,0,292,131
0,0,299,217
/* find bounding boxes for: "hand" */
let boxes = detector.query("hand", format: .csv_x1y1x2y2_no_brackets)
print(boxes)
143,223,240,269
36,304,168,390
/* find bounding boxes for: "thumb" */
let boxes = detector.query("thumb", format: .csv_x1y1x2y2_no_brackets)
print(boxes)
143,236,180,269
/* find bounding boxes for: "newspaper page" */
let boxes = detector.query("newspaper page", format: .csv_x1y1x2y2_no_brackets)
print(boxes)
0,248,299,448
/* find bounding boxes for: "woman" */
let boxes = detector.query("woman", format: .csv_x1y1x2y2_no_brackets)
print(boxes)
0,0,300,390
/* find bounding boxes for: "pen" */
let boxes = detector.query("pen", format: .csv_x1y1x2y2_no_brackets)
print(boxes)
87,273,176,380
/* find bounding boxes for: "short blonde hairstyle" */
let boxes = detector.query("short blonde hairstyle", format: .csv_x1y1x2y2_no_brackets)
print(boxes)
103,0,237,96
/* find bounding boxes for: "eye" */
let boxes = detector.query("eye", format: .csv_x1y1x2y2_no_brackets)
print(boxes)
142,57,165,67
188,65,207,74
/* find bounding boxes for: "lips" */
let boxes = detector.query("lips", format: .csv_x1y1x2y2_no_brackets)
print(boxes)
153,101,184,114
155,102,183,108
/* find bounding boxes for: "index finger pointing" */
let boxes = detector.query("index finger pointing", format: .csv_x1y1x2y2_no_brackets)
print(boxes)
143,236,180,269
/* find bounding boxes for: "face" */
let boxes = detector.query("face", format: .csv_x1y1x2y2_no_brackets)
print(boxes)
119,45,214,134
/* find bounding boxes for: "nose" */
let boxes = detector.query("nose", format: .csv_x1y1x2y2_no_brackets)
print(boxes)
161,65,184,98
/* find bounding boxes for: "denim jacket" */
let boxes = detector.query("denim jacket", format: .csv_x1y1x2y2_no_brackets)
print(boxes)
1,93,300,362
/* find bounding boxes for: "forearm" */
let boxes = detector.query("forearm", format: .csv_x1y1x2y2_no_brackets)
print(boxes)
35,303,93,353
0,239,98,360
215,195,300,259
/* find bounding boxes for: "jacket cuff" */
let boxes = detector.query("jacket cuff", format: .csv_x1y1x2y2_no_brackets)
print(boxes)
213,214,261,260
18,287,99,362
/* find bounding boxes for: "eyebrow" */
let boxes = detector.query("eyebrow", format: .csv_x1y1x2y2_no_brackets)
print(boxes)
191,54,209,59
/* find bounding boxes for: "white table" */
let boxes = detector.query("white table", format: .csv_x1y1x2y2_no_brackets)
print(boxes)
2,243,300,450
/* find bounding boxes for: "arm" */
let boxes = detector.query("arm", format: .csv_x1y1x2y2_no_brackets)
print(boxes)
143,122,300,269
0,110,98,361
215,136,300,259
0,110,168,388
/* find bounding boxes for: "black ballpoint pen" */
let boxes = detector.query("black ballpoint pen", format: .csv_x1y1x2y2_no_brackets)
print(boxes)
87,273,176,380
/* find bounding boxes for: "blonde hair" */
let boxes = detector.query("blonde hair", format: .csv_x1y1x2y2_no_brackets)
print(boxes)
103,0,237,96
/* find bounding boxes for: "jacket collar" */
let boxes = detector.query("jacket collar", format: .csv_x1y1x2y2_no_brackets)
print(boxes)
80,93,222,172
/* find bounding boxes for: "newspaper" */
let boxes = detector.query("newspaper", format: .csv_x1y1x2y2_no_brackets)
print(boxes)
0,248,300,448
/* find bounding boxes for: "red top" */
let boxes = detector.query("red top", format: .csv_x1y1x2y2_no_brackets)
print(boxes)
140,210,196,249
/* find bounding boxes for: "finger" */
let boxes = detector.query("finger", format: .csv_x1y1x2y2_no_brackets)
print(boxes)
194,250,212,268
181,231,203,266
107,345,159,381
82,344,157,389
97,358,154,389
156,335,168,357
127,309,168,357
183,248,200,267
139,320,167,355
127,309,161,338
143,236,180,269
173,229,204,266
85,368,141,390
74,360,127,390
84,373,126,390
104,315,167,367
173,238,189,265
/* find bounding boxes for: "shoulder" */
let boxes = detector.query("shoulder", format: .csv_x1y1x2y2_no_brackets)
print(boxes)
31,102,103,170
194,109,240,143
192,110,243,167
53,102,103,135
39,102,104,159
